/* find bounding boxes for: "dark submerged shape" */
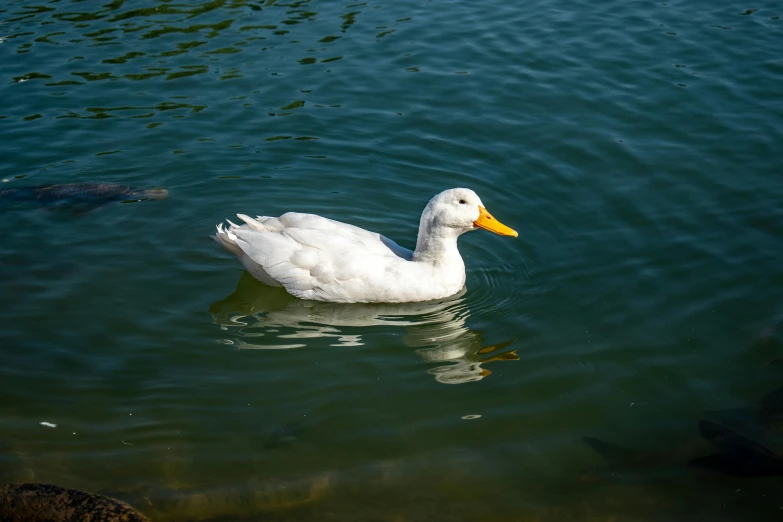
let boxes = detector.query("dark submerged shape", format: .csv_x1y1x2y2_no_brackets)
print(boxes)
705,385,783,429
581,436,657,467
0,183,168,213
687,420,783,478
0,483,151,522
582,419,783,479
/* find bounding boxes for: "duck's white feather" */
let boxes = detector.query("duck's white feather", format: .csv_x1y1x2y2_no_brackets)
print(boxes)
214,188,513,303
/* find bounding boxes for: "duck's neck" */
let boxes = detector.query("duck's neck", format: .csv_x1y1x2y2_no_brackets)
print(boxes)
412,224,465,269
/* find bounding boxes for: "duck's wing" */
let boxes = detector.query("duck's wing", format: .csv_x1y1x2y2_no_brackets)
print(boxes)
219,213,413,302
276,213,412,259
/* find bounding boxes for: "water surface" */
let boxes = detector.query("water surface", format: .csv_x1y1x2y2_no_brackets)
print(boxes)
1,0,782,520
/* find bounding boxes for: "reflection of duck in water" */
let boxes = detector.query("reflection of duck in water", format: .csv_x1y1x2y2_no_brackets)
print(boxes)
411,325,518,385
210,272,518,384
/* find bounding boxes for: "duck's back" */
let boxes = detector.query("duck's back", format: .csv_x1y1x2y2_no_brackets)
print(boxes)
215,212,436,303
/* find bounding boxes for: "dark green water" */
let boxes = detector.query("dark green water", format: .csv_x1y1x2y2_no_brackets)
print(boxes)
1,0,782,520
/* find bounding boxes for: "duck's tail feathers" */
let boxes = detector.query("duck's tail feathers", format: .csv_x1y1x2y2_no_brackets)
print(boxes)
235,213,269,231
213,221,244,255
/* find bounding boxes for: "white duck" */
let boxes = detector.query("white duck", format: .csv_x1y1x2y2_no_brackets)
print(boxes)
214,188,517,303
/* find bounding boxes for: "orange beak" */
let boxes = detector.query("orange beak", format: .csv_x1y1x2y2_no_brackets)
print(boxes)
473,206,518,237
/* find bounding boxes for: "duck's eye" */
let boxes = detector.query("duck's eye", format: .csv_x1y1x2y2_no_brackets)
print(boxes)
459,199,466,204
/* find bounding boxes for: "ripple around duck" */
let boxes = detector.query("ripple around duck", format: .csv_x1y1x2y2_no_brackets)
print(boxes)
467,262,535,319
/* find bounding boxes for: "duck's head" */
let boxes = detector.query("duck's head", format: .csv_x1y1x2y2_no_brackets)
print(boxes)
422,188,518,238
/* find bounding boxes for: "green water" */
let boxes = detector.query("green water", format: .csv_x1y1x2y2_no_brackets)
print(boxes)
1,0,782,520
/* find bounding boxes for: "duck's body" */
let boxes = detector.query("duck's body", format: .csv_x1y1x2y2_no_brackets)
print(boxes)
214,188,516,303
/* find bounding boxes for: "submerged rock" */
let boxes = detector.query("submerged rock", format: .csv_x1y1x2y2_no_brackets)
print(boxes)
0,183,168,214
0,483,151,522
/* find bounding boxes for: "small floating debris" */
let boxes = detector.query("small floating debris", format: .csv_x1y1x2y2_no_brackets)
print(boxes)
40,422,57,428
461,414,481,420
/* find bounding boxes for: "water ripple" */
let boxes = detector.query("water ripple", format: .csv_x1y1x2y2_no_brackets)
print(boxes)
210,273,518,385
